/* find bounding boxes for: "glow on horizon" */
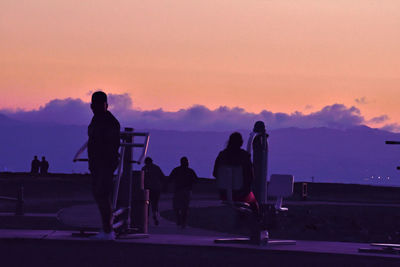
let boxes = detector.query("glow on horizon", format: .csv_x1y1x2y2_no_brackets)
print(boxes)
0,0,399,125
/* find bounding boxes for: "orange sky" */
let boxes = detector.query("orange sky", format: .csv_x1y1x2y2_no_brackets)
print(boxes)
0,0,399,126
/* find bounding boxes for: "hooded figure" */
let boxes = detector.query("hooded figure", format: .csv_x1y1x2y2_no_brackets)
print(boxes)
247,121,269,205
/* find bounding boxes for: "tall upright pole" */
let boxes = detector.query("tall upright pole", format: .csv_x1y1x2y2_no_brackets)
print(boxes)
123,127,134,227
247,124,269,205
385,141,400,170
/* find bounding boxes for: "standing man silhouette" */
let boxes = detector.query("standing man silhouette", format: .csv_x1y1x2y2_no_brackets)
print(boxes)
169,157,198,229
247,121,269,205
31,156,40,175
88,91,120,240
40,156,49,175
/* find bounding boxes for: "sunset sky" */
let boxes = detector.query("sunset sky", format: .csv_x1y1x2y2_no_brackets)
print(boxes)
1,0,399,127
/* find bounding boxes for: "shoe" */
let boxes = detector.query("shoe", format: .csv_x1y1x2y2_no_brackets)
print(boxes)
260,230,269,240
90,231,115,241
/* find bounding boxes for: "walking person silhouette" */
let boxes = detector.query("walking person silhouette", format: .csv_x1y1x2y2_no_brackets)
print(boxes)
142,157,165,226
88,91,120,240
169,157,198,229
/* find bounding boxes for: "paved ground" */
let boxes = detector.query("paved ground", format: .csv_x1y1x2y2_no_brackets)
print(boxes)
2,196,400,266
1,228,400,267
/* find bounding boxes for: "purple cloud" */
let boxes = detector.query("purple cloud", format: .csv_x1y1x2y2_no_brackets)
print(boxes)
0,93,391,131
108,93,133,114
1,98,92,125
369,115,389,124
381,123,400,132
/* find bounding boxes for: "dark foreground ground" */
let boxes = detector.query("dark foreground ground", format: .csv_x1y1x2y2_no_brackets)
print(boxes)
2,173,400,243
2,237,400,267
162,204,400,243
1,173,400,266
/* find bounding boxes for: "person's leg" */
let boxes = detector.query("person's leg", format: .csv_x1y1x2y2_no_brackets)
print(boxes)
94,193,113,233
148,190,155,216
175,209,182,226
173,193,181,226
152,190,161,225
181,208,188,228
180,190,192,228
92,169,114,234
149,190,160,225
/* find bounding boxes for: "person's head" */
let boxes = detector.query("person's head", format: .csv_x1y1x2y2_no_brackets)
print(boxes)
34,156,38,160
180,156,189,167
91,91,108,115
227,132,243,150
253,121,266,133
42,156,46,161
144,157,153,165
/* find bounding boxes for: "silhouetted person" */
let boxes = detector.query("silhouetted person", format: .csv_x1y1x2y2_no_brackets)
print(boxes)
169,157,198,228
31,156,40,175
214,132,268,242
40,156,49,175
88,91,120,240
213,132,258,213
142,157,165,226
247,121,269,204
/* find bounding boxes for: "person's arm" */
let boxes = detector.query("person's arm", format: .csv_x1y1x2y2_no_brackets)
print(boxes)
158,166,166,180
157,165,168,192
243,152,254,190
109,119,121,170
87,121,94,172
112,120,121,153
247,132,255,153
169,168,176,182
191,169,198,184
212,152,222,178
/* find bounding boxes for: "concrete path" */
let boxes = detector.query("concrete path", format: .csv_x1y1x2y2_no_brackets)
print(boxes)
0,229,399,260
2,196,400,266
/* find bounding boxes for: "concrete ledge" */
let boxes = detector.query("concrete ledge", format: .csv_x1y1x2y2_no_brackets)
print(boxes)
1,230,400,267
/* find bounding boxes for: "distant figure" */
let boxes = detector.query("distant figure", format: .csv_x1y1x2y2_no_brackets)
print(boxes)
30,156,40,175
142,157,165,226
169,157,198,228
88,91,120,240
214,132,259,213
40,156,49,175
247,121,269,205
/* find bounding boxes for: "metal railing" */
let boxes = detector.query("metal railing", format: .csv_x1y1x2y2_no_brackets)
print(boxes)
73,128,150,235
0,184,24,215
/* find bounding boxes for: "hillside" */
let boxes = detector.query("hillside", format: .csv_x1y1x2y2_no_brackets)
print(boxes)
1,113,400,185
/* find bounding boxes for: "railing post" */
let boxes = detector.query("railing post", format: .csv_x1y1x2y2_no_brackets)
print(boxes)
302,182,308,201
123,127,134,228
15,183,24,216
131,171,149,233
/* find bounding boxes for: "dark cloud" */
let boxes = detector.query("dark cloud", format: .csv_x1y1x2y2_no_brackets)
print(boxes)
304,104,313,110
0,94,384,131
368,115,389,124
355,97,368,105
380,123,400,132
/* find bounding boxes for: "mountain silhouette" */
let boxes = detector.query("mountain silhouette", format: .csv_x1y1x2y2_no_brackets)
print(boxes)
0,113,399,185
